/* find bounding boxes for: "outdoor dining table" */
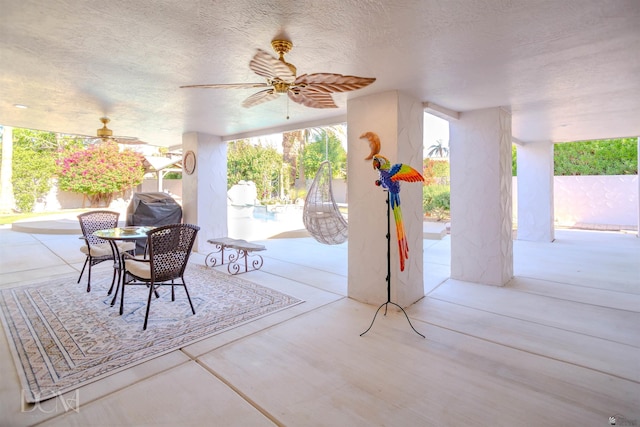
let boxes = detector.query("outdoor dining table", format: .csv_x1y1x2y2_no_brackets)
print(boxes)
93,226,155,306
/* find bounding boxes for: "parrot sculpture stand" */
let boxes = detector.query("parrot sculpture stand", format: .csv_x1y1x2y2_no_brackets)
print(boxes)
360,191,425,338
359,152,426,338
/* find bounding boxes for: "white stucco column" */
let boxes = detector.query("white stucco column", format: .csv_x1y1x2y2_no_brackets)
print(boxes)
0,126,14,213
347,90,424,307
449,107,513,286
516,141,555,242
182,132,227,251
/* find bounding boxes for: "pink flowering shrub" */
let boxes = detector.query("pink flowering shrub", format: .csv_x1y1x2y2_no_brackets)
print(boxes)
57,142,145,207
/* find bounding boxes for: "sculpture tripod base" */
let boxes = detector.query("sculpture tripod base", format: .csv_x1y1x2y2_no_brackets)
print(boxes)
359,191,425,339
360,301,425,338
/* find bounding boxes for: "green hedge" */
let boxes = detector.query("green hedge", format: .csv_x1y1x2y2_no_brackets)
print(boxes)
423,184,450,219
554,138,637,175
513,138,637,176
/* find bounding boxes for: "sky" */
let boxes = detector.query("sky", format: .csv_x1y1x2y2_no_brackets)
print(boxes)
423,112,450,151
250,112,449,155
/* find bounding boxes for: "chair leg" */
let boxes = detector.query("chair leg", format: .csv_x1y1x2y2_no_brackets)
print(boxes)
78,257,88,284
182,279,196,315
143,282,155,330
107,266,117,295
171,280,175,301
119,272,126,316
86,258,93,292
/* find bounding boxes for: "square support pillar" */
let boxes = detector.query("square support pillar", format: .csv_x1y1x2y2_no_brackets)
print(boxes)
347,90,424,307
450,107,513,286
516,141,555,242
182,132,227,252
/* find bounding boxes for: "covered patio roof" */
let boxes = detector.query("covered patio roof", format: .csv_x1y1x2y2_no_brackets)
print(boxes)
1,0,639,146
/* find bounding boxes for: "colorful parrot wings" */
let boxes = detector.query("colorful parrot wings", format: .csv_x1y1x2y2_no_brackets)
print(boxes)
389,163,424,183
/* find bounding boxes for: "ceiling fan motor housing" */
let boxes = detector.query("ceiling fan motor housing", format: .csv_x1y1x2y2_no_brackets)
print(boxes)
97,117,113,138
272,81,290,94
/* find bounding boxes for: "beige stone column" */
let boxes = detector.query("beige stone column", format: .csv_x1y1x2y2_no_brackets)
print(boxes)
182,132,227,252
449,107,513,286
347,90,424,307
516,141,555,242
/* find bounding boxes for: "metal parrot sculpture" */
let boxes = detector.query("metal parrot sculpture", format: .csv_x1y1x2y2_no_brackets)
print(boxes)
371,154,425,271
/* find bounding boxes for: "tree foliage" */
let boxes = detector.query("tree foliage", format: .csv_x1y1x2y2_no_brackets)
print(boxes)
12,145,57,212
8,129,60,212
423,158,449,185
227,139,284,200
282,125,346,189
301,132,347,180
56,142,145,207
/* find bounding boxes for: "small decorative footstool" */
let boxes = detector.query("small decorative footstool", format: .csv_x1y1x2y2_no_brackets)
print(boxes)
205,237,266,275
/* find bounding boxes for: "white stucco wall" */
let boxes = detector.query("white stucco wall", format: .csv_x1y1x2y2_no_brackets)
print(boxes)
554,175,638,226
140,179,182,199
513,175,638,227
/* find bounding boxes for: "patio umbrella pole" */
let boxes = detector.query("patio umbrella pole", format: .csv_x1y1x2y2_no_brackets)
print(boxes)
360,191,425,338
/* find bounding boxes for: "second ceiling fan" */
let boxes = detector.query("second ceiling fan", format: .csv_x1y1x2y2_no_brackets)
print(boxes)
80,117,146,145
181,39,376,109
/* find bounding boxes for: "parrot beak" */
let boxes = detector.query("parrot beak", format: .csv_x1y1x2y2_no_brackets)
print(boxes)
372,158,380,169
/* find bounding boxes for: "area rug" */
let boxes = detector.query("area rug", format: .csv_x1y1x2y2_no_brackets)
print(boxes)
0,265,303,403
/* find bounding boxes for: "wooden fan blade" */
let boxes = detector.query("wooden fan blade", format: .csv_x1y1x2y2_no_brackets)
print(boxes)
112,137,146,145
288,90,338,108
294,73,376,93
180,83,269,89
242,88,279,108
250,49,295,84
87,136,146,145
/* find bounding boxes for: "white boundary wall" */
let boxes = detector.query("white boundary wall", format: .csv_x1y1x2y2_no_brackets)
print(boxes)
513,175,638,227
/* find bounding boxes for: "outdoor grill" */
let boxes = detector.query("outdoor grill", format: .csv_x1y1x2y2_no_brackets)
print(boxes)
126,192,182,253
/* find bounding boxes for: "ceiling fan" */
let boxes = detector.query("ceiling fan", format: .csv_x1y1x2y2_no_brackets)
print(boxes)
80,117,146,145
180,39,376,109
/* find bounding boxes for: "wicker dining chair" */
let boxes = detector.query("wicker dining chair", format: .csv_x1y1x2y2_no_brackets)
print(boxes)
77,210,135,293
120,223,200,330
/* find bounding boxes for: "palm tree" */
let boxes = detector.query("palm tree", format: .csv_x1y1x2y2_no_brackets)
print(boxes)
281,131,303,190
427,139,449,158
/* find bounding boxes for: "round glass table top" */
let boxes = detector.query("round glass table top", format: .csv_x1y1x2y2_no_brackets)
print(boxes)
93,226,155,240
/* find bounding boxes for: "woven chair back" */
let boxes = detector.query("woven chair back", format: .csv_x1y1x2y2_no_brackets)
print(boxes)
78,210,120,246
147,223,200,282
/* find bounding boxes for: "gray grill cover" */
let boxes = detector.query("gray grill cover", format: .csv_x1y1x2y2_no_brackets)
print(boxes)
126,192,182,252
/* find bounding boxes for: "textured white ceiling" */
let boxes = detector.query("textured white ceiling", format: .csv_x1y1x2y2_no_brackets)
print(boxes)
1,0,639,147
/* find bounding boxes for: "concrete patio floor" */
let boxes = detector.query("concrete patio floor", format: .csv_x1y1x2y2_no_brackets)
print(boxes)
0,217,638,426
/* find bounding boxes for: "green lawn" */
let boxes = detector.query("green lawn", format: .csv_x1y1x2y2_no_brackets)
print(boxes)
0,209,88,225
